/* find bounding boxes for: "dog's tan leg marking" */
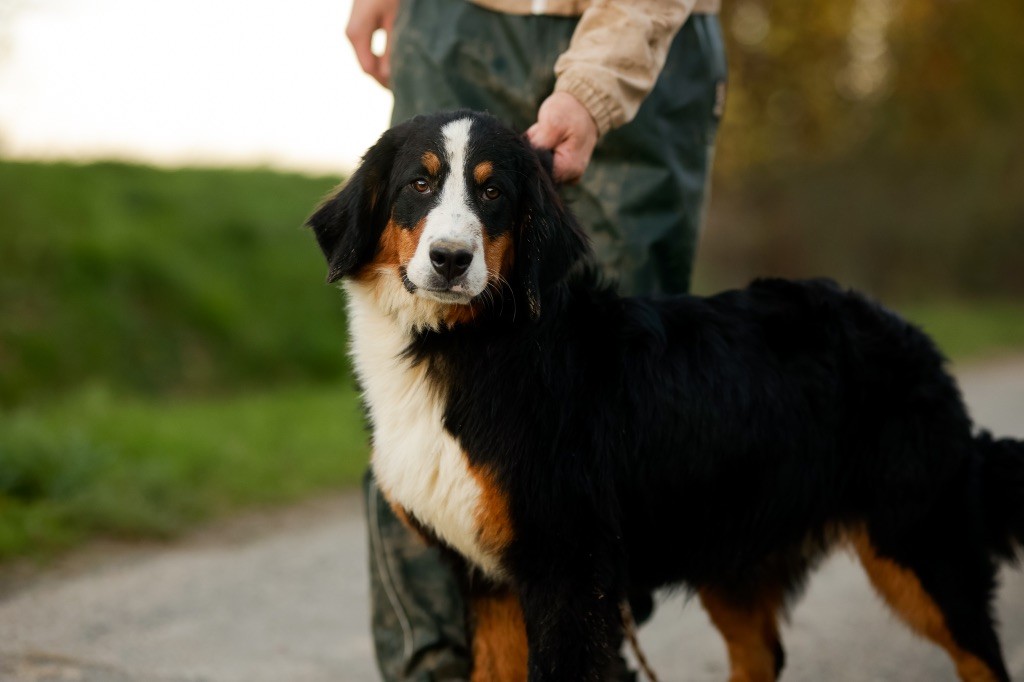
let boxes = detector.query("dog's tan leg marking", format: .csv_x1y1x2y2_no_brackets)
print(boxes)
700,587,782,682
470,463,515,555
470,589,528,682
849,529,1000,682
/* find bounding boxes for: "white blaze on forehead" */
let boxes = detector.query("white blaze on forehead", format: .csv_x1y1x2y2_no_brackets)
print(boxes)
405,117,489,297
428,117,476,243
441,118,473,198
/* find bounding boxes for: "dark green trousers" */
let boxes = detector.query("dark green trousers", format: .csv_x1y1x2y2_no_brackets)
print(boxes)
366,2,727,679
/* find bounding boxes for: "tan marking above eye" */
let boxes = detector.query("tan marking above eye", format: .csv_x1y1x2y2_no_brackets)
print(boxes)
473,161,494,184
422,151,442,176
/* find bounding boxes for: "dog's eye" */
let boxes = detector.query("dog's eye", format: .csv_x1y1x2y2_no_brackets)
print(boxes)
411,179,431,194
482,186,501,201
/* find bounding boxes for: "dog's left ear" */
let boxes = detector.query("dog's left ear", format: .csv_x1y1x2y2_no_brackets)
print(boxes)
514,141,590,318
306,123,408,283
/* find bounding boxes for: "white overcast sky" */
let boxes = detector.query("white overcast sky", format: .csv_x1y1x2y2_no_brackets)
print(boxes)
0,0,393,174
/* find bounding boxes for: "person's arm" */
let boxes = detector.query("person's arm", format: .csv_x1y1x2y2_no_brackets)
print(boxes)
346,0,399,88
527,0,695,182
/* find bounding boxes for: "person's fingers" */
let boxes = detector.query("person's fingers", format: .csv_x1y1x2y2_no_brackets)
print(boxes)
552,146,587,184
529,92,597,182
526,122,563,151
527,123,589,182
346,6,388,87
361,53,386,87
347,23,380,79
379,14,395,88
357,46,388,88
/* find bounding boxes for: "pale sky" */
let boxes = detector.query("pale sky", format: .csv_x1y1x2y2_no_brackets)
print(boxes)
0,0,394,174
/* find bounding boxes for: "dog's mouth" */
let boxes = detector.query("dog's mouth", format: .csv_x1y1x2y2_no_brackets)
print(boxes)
420,287,475,304
400,267,477,304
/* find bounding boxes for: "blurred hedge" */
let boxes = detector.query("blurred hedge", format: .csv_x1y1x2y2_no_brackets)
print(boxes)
0,161,349,406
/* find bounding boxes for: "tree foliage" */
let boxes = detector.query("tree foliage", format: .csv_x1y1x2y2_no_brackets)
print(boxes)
703,0,1024,299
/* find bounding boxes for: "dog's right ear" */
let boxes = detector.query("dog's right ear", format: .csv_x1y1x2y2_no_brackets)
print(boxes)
306,125,406,283
512,139,589,319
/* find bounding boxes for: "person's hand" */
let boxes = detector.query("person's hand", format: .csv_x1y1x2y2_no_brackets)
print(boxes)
346,0,399,88
526,92,599,184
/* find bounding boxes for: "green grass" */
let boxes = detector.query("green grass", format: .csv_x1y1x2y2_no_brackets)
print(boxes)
0,160,349,406
902,300,1024,362
0,160,373,561
0,383,368,560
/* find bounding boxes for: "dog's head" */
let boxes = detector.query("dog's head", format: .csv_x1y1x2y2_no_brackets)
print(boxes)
307,110,588,326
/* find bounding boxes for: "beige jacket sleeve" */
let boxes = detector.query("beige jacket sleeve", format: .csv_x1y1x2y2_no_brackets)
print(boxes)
553,0,696,136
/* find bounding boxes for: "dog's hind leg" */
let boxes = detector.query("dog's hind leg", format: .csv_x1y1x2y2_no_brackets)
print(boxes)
699,586,785,682
849,527,1009,682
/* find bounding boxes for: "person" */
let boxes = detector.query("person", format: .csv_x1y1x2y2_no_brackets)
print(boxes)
346,0,726,679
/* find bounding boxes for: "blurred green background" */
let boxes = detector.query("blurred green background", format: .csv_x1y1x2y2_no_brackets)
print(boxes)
1,0,1023,562
0,162,369,559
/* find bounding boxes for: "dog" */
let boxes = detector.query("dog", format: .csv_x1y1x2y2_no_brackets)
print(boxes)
307,110,1024,682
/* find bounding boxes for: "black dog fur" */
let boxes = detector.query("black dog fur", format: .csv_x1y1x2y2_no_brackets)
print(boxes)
309,110,1024,682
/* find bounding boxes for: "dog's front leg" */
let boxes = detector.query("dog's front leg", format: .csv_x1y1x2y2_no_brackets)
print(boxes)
469,585,528,682
518,566,622,682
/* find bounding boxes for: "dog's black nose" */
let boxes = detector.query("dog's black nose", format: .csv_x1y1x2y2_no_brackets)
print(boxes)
429,243,473,281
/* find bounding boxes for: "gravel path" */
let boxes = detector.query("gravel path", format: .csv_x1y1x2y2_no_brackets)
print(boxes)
2,358,1023,682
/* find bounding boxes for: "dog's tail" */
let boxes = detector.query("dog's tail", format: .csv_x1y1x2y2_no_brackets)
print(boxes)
977,430,1024,562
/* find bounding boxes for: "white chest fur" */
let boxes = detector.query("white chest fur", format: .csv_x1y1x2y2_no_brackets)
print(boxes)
344,280,504,579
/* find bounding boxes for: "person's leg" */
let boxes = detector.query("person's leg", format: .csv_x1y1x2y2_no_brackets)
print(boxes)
365,472,471,681
571,14,728,295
